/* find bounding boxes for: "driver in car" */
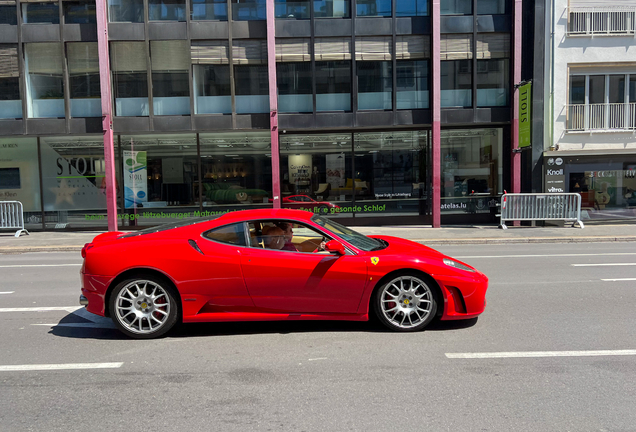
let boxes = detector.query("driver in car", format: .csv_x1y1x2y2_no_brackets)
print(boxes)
275,222,326,252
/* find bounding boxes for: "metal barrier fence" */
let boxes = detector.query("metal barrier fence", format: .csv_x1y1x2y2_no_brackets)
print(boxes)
499,193,584,230
0,201,30,237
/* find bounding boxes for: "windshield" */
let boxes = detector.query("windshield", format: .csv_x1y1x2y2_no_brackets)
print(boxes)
312,215,386,252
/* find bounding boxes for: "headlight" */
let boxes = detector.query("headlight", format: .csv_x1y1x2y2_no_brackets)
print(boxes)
443,258,475,272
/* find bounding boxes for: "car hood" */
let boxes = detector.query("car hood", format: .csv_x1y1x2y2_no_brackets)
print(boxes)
367,235,447,258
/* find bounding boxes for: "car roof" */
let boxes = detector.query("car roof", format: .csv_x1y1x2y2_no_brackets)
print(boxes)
215,208,315,224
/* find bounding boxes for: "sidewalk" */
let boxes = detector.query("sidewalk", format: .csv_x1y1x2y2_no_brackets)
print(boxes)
1,223,634,253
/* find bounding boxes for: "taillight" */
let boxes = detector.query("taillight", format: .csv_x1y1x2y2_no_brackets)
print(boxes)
81,243,93,258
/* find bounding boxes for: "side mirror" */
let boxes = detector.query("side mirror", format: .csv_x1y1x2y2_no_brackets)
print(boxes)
325,240,345,255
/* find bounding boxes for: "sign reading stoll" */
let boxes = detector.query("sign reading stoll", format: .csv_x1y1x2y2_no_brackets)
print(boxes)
519,82,532,148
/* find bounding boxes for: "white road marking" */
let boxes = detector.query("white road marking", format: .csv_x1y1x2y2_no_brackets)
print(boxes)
0,306,81,313
0,291,15,294
572,263,636,267
32,323,116,329
0,362,123,372
308,358,328,361
446,349,636,359
601,278,636,282
455,252,636,259
0,264,81,268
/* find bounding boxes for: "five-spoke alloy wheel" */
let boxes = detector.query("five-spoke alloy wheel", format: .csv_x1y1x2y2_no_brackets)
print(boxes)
374,273,437,332
110,276,179,339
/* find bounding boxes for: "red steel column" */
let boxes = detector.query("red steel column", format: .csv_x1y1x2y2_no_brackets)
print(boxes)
266,0,281,209
512,0,522,195
96,0,117,230
431,0,441,228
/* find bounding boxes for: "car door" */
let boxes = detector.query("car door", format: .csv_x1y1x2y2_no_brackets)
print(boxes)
239,221,368,314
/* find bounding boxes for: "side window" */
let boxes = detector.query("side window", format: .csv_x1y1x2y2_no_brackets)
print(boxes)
247,220,329,253
203,222,246,246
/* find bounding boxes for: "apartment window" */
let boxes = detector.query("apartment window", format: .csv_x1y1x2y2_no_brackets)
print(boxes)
111,41,148,116
150,40,190,115
149,0,186,21
192,41,231,114
64,1,96,23
357,61,392,110
476,0,506,15
313,0,349,18
108,0,143,22
0,6,18,25
67,42,101,117
276,39,311,113
22,2,60,24
275,0,310,18
232,0,265,20
396,0,428,16
25,43,65,118
568,72,636,131
315,61,351,111
191,0,228,20
441,0,471,15
0,45,21,119
441,60,471,108
233,40,268,113
396,35,430,109
356,0,391,17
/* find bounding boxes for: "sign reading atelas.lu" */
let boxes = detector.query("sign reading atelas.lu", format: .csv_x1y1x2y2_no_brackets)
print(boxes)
519,82,531,148
123,150,148,209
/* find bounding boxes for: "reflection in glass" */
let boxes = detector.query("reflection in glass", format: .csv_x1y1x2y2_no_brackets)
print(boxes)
0,6,18,25
234,64,269,113
357,61,392,110
569,76,585,104
22,3,60,24
356,0,391,17
151,40,190,115
313,0,349,17
440,0,471,15
441,60,471,108
476,59,509,107
0,45,21,119
193,65,231,114
275,0,310,18
278,62,312,113
232,0,266,20
396,0,428,16
149,0,186,21
64,2,96,23
111,41,149,116
68,43,101,117
316,61,351,111
477,0,506,15
191,0,228,20
25,43,65,118
396,60,429,109
108,0,144,22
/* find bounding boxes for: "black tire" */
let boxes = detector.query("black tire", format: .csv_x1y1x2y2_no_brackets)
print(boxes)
109,275,179,339
372,272,438,332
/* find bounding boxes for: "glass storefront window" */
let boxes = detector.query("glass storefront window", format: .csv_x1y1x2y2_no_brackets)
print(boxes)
441,0,471,15
441,60,471,108
0,138,41,226
199,131,272,213
314,0,349,18
396,0,428,16
476,59,509,107
275,0,310,18
278,62,312,113
396,60,429,109
440,128,502,216
280,133,354,216
0,44,21,119
0,5,18,25
22,2,60,24
149,0,186,21
25,43,65,119
150,40,190,116
111,41,149,117
67,42,101,117
356,0,391,17
232,0,265,20
108,0,143,22
477,0,506,15
64,1,96,24
191,0,228,20
357,61,392,110
315,61,351,111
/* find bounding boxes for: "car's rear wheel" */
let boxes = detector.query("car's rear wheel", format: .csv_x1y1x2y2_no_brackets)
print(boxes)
109,276,179,339
373,273,437,332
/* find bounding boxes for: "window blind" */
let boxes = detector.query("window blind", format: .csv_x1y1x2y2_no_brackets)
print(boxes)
232,39,268,65
25,43,62,75
476,34,510,59
396,35,431,60
67,42,99,75
314,38,351,61
110,41,147,72
355,37,392,61
150,40,190,71
440,34,473,60
191,41,229,65
276,38,310,62
0,44,18,78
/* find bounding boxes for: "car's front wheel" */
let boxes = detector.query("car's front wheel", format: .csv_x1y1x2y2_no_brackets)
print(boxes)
373,273,437,332
109,275,179,339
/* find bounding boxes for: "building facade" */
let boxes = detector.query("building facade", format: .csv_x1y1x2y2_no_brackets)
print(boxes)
546,0,636,221
0,0,521,230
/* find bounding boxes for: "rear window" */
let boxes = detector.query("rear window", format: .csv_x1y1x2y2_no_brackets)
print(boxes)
120,215,223,238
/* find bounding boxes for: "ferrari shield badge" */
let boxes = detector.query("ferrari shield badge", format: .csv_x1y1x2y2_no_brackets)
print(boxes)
371,257,379,265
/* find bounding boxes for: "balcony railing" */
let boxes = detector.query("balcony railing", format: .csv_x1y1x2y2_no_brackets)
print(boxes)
568,7,636,36
567,103,636,131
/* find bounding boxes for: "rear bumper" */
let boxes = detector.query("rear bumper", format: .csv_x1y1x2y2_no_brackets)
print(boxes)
81,273,113,317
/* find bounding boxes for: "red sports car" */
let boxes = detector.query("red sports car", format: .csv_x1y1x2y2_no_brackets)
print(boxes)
79,209,488,339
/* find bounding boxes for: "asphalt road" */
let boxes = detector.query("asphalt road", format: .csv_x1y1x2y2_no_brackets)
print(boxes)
1,243,635,431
